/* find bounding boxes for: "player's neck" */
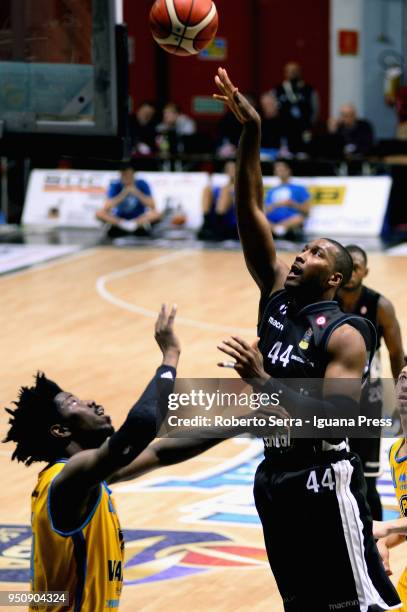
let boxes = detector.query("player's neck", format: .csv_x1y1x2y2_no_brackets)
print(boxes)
338,285,363,312
290,289,335,309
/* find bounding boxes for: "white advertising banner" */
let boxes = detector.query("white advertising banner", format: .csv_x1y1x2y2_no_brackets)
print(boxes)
212,174,392,237
23,170,391,237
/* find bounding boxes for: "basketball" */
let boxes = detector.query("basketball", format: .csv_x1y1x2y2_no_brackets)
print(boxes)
149,0,218,56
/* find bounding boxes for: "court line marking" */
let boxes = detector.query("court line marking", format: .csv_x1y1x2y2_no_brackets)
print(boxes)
96,250,256,334
0,247,98,281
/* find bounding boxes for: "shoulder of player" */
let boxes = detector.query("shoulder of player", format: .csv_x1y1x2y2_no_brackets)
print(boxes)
377,294,396,321
326,323,366,362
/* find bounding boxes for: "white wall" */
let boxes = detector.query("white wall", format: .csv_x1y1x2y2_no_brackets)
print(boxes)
330,0,364,117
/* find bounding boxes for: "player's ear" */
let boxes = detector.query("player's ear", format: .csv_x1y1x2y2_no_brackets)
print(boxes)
364,267,369,278
50,424,71,439
329,271,343,289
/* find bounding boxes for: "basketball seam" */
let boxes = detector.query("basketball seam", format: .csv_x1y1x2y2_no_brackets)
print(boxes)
163,0,172,37
177,0,196,55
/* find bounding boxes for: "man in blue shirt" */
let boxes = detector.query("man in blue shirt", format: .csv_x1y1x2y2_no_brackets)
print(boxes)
96,164,160,237
265,160,311,239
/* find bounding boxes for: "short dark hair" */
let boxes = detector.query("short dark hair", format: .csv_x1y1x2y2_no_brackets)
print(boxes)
346,244,368,265
274,159,293,172
119,161,134,172
323,238,354,287
3,373,66,466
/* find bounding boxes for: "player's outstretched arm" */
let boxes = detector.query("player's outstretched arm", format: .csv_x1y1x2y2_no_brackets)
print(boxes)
377,296,405,380
50,305,180,531
374,518,407,539
214,68,288,295
108,438,223,484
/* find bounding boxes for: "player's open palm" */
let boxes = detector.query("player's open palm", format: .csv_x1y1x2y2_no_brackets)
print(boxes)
214,67,260,125
155,304,181,357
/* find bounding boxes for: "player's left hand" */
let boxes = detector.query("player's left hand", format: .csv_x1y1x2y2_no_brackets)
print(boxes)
155,304,181,367
218,336,269,383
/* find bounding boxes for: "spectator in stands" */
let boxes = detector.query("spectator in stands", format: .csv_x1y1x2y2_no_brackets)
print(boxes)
327,104,374,157
272,62,319,153
259,91,285,159
216,94,257,158
265,160,311,239
156,103,196,155
130,101,158,155
96,163,160,238
197,161,238,241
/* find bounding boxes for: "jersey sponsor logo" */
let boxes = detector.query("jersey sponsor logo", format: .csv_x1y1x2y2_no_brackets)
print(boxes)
400,494,407,516
267,315,284,331
0,525,267,585
315,316,326,326
299,327,313,351
279,304,288,315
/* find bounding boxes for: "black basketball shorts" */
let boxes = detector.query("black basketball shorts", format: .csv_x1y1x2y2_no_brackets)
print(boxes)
253,450,401,612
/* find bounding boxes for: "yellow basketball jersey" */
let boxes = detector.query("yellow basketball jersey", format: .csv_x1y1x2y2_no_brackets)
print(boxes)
389,439,407,612
30,460,124,611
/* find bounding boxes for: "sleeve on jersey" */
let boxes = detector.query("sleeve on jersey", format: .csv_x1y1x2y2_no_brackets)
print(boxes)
296,185,311,203
107,181,121,199
136,179,152,197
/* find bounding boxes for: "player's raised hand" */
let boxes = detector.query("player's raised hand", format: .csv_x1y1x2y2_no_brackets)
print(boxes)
155,304,181,367
213,67,260,125
218,336,268,382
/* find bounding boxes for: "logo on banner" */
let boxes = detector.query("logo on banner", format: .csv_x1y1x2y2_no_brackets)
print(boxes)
0,526,267,585
308,186,346,206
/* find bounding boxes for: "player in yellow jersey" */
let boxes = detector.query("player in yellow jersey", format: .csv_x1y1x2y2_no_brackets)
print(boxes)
373,362,407,611
3,304,181,612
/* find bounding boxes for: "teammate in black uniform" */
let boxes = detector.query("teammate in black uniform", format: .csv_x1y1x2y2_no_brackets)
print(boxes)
214,68,401,612
338,245,405,520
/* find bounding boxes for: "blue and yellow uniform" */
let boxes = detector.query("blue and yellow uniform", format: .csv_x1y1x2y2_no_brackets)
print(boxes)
389,439,407,610
30,460,124,611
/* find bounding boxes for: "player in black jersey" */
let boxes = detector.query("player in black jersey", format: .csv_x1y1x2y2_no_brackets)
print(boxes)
338,245,405,520
214,68,401,612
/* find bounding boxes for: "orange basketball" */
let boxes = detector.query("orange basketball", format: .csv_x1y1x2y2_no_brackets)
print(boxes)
149,0,218,56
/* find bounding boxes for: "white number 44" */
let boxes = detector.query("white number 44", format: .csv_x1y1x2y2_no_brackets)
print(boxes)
306,468,335,493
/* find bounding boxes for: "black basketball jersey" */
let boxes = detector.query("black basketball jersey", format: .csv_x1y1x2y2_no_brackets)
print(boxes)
338,285,383,350
258,289,377,381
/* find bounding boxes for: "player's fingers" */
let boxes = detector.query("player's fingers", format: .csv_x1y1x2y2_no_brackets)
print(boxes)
155,303,166,331
213,94,228,102
222,338,247,355
215,74,227,93
217,344,242,361
167,304,177,328
217,361,237,369
231,336,251,351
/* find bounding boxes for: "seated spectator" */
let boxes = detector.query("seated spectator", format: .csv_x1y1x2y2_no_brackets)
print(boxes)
197,161,238,241
156,103,196,154
96,163,160,238
259,92,285,159
327,104,374,157
272,62,319,153
265,160,311,239
130,101,158,155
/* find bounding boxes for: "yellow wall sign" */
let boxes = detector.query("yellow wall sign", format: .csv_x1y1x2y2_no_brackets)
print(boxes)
308,186,346,206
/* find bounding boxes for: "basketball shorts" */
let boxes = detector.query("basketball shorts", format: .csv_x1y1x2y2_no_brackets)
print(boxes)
254,449,401,612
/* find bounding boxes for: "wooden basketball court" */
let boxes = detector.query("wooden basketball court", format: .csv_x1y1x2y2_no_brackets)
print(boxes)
0,246,406,611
